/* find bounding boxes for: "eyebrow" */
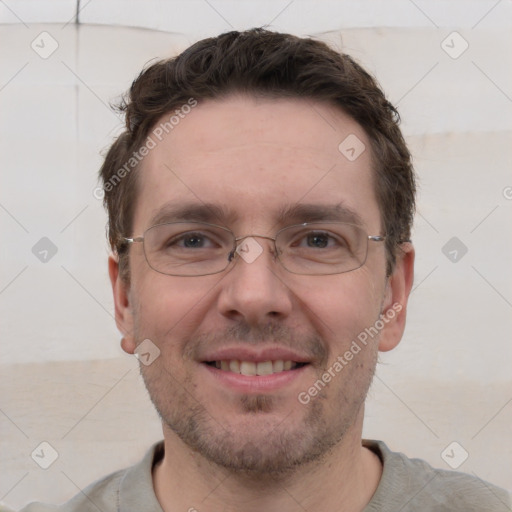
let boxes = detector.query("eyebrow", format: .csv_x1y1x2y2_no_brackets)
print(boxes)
147,201,364,230
148,202,238,227
274,202,364,227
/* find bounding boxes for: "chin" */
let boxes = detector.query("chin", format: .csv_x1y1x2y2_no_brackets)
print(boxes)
160,394,348,477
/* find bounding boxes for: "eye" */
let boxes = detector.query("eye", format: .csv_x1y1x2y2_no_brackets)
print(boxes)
305,232,331,249
168,231,216,249
297,231,345,249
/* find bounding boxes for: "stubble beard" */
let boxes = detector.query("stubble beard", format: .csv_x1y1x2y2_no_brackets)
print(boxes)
136,318,377,478
141,358,376,478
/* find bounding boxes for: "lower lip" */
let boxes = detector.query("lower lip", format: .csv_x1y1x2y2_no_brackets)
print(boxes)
202,363,309,394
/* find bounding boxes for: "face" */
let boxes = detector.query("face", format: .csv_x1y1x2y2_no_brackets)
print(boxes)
110,95,413,475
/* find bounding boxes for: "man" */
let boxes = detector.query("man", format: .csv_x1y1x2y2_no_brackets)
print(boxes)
21,28,511,511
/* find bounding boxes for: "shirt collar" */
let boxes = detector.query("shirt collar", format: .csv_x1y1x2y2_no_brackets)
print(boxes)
119,441,165,511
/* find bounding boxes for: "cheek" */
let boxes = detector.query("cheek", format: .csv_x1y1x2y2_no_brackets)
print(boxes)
131,272,222,350
295,271,384,351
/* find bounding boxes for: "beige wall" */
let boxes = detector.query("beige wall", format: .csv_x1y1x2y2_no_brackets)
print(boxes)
1,3,511,507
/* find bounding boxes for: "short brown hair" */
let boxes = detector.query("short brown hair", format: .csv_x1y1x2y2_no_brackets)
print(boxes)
99,28,415,282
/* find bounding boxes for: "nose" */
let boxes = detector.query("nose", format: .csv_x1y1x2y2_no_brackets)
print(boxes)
217,235,293,325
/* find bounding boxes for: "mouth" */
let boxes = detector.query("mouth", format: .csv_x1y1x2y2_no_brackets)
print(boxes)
204,360,309,376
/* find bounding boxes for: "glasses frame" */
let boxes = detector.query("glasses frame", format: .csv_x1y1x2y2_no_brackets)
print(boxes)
123,221,387,277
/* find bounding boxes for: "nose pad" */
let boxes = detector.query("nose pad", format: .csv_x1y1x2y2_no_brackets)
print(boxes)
228,236,279,266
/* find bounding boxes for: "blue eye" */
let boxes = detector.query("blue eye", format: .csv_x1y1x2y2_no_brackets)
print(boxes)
169,232,216,249
305,233,331,248
181,234,209,248
296,231,344,250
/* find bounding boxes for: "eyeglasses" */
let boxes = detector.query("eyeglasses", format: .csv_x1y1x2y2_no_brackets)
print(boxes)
123,221,386,277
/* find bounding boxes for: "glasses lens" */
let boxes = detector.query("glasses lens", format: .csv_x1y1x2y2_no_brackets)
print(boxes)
143,223,234,276
276,223,367,275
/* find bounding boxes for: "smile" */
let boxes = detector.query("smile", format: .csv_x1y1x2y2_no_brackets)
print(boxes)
205,360,307,376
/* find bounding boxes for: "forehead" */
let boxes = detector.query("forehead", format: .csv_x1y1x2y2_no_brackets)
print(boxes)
133,95,381,233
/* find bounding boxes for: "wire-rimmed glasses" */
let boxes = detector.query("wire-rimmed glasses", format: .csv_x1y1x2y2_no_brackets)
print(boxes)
123,221,386,277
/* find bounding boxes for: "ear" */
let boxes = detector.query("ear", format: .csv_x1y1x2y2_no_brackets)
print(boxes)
378,243,415,352
108,254,136,355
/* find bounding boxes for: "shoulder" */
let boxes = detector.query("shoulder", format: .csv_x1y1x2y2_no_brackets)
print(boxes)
18,469,125,512
18,442,164,512
364,439,512,512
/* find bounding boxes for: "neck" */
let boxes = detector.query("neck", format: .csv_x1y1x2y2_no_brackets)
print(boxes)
153,407,382,512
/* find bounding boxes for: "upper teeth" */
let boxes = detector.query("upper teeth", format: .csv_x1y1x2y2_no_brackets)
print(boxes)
214,360,295,375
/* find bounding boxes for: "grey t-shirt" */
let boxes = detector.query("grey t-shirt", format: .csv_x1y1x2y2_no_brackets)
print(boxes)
19,439,511,511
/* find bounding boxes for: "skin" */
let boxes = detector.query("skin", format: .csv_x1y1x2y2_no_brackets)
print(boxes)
109,95,414,512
